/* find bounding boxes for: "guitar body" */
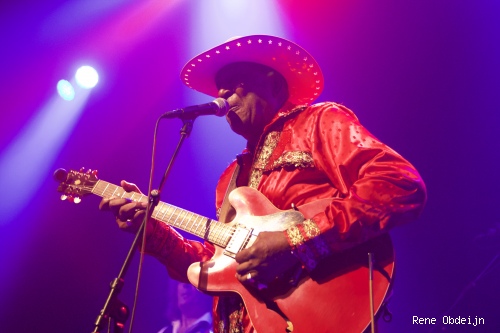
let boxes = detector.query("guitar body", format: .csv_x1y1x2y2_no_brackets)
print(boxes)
187,187,394,333
55,169,394,333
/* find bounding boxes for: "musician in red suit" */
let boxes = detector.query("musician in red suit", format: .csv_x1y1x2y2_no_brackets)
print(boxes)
100,35,427,333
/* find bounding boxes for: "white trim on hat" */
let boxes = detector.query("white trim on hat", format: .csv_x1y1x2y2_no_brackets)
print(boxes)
180,35,324,106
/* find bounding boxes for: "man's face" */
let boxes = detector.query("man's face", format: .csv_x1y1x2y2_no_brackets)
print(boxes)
216,62,285,143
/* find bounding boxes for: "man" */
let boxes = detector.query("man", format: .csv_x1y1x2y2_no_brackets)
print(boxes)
100,35,426,332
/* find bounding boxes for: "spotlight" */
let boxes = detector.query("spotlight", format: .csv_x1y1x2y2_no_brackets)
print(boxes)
57,79,75,101
75,66,99,89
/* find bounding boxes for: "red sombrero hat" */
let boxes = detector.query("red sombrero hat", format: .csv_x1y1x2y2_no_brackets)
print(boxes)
180,35,324,106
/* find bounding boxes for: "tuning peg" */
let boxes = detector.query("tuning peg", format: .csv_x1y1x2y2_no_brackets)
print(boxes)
74,197,81,204
91,170,98,177
67,195,74,203
79,167,85,172
60,195,67,201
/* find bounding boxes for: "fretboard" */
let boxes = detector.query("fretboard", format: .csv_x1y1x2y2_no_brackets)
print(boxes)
92,180,233,248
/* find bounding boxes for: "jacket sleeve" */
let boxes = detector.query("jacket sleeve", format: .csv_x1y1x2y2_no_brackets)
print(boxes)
142,220,215,283
142,160,240,282
285,103,427,270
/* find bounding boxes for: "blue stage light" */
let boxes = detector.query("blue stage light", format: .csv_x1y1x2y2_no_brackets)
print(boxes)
57,79,75,101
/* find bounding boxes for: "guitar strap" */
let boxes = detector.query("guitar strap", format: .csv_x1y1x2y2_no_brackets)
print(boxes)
214,160,247,333
218,162,240,223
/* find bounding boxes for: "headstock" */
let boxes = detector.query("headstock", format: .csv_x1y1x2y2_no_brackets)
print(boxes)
54,168,99,203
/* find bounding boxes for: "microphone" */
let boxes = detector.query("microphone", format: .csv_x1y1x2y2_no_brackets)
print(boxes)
161,98,229,119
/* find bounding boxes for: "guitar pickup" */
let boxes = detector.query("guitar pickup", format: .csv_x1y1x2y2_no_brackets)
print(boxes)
224,225,253,258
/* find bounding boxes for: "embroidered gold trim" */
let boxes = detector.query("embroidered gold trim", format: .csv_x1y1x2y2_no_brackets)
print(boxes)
287,219,332,271
286,225,305,247
247,106,308,188
248,131,281,188
302,219,321,238
277,105,308,118
271,151,315,170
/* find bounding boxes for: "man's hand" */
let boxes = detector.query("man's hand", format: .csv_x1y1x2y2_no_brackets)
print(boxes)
234,231,300,286
99,180,149,234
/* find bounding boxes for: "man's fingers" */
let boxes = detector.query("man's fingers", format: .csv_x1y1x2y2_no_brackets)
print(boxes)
235,247,254,264
120,180,142,194
235,271,257,283
99,196,127,212
116,201,143,222
99,197,111,211
235,260,254,275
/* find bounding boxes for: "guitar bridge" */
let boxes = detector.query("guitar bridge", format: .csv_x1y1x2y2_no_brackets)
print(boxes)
224,224,253,258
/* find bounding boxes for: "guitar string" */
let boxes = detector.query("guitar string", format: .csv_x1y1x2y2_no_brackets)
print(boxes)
87,180,235,246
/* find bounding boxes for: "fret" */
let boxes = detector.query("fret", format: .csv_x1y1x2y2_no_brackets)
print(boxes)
219,223,229,246
206,221,213,243
180,210,191,230
155,204,166,223
110,185,118,198
90,180,229,246
92,180,103,195
220,224,232,247
154,203,163,221
165,205,177,225
94,181,111,198
224,226,232,247
185,211,195,233
152,202,162,220
170,207,181,227
218,223,227,245
193,214,205,237
160,204,172,223
190,213,202,235
176,209,186,228
109,184,118,197
156,202,168,221
101,182,110,196
61,173,236,250
213,222,223,245
147,201,228,247
165,205,174,222
161,203,171,221
179,210,187,229
214,222,222,245
205,218,214,242
164,204,172,220
198,216,207,238
191,212,200,233
217,223,225,245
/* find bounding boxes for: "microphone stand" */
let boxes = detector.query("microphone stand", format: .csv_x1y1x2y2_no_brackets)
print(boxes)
91,117,195,333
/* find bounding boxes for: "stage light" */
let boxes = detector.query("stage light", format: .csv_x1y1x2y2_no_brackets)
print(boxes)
57,79,75,101
0,87,91,226
75,65,99,89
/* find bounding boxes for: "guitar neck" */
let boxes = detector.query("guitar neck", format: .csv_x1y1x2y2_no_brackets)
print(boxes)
92,180,232,248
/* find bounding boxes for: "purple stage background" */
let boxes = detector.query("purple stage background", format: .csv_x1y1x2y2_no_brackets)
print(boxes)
1,1,499,332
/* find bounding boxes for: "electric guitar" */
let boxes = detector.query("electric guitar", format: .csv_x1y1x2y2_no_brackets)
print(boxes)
55,168,394,333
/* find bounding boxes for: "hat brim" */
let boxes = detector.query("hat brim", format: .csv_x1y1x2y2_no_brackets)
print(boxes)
180,35,324,106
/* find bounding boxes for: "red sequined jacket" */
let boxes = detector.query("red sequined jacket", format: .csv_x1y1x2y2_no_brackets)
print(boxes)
143,102,427,333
